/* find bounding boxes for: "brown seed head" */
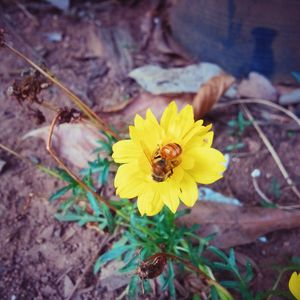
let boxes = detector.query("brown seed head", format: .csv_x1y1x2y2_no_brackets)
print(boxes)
137,253,167,280
9,68,49,104
57,107,83,125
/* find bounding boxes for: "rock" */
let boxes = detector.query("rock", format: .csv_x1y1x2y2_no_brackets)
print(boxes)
237,72,277,101
129,63,223,95
44,32,63,42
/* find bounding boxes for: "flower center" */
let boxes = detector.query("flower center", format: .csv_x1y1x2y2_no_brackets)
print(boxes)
151,143,182,182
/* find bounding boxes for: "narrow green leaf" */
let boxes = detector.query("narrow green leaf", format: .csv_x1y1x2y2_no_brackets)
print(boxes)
86,192,101,216
101,202,114,232
128,275,139,300
208,246,228,261
168,262,176,299
245,261,254,283
228,249,236,268
94,245,131,274
119,255,138,273
211,286,219,300
220,280,241,289
49,185,72,202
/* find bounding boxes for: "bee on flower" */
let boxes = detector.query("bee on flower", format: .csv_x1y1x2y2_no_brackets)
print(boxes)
112,101,226,216
289,272,300,300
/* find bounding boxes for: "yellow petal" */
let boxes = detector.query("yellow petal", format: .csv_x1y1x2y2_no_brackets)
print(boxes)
137,190,164,216
289,272,300,300
114,163,145,198
146,109,160,128
182,121,211,145
160,101,177,134
179,172,198,207
112,140,141,163
160,181,180,213
188,147,226,184
176,105,194,137
184,131,214,152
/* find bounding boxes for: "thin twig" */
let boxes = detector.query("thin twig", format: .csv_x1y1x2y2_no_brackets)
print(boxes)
3,42,120,140
0,142,60,178
216,98,300,126
47,112,118,212
252,177,300,210
241,104,300,200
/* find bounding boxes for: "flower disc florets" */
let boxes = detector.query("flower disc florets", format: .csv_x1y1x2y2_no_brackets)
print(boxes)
112,101,226,216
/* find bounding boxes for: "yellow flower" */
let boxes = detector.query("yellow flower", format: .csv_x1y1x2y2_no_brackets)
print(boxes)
112,101,226,216
289,272,300,300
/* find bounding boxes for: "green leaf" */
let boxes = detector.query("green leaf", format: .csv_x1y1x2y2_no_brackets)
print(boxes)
245,261,254,283
100,162,110,185
168,261,176,299
119,255,138,273
143,279,152,295
128,275,139,300
55,212,82,222
228,249,236,268
54,168,76,183
211,286,219,300
94,245,131,274
174,208,191,219
86,192,101,216
49,185,72,202
220,280,241,289
208,246,228,261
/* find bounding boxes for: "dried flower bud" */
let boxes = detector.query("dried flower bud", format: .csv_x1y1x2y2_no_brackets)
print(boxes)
137,253,167,280
10,69,48,104
57,107,83,125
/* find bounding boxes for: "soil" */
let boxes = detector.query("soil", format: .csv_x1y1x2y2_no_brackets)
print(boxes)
0,1,299,300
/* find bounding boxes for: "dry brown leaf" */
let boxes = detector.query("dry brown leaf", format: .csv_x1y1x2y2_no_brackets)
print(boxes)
100,98,135,113
193,74,235,118
177,201,300,249
23,121,106,169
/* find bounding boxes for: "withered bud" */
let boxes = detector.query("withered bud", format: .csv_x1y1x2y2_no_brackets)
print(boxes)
0,28,5,47
9,69,49,104
137,253,167,280
57,107,83,125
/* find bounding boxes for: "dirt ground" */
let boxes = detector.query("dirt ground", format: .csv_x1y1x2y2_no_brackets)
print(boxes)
0,1,299,300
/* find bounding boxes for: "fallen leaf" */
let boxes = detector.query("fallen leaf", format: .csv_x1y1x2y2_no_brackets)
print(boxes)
237,72,278,101
129,63,224,95
100,98,135,113
177,201,300,249
23,121,106,169
193,74,235,118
